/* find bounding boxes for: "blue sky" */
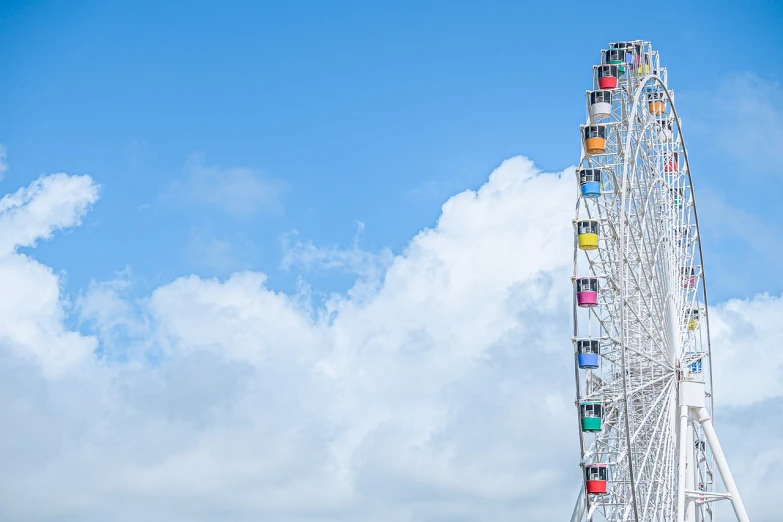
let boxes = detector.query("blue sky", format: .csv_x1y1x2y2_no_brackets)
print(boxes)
1,0,781,303
0,2,782,520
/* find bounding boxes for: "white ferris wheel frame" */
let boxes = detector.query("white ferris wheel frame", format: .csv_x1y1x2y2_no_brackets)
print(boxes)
567,41,751,522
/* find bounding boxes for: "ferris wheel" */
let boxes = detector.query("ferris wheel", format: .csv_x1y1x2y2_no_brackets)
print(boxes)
567,41,751,522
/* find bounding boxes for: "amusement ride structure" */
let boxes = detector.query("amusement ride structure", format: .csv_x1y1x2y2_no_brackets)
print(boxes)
568,41,750,522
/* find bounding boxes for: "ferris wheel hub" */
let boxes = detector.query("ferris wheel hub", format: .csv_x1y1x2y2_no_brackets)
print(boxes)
679,381,706,408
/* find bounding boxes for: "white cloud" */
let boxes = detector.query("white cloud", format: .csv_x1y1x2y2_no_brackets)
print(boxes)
77,268,152,362
0,173,99,255
165,154,284,217
280,222,394,281
713,396,783,520
0,155,778,521
710,292,783,407
0,172,99,377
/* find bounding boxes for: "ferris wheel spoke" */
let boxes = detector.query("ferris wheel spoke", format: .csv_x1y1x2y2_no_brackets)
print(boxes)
622,176,671,334
641,410,676,520
614,296,664,353
631,381,675,480
629,377,675,443
619,343,673,372
635,198,673,314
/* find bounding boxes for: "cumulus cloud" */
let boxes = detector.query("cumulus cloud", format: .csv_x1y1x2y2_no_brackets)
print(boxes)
710,292,783,407
0,172,99,376
165,154,284,217
0,173,99,255
0,155,777,521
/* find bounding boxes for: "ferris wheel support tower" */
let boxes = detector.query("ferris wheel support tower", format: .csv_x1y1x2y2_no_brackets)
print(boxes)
566,40,751,522
677,382,749,522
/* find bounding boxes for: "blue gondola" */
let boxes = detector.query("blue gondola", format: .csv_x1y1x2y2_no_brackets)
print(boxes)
579,169,602,198
576,339,600,369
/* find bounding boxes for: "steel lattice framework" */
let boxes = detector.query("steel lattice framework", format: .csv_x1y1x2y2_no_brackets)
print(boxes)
568,40,750,522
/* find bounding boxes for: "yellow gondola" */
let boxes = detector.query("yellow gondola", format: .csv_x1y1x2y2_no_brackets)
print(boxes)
576,219,600,250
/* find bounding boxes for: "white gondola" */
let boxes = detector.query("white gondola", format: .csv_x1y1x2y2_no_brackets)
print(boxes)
589,90,612,121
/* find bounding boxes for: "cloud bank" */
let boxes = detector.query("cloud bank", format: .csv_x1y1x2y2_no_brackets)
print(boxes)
0,156,777,521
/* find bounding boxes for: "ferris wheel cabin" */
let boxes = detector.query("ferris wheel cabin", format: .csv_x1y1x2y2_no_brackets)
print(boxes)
589,90,612,120
682,266,696,288
576,219,600,250
686,308,700,330
634,53,652,75
611,42,640,62
670,187,685,209
664,152,680,173
685,351,704,374
583,125,607,154
578,168,602,198
678,224,692,247
580,401,603,432
604,48,625,74
648,91,666,115
585,464,608,495
657,118,673,141
596,64,619,89
576,339,600,369
576,276,599,307
613,41,653,75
